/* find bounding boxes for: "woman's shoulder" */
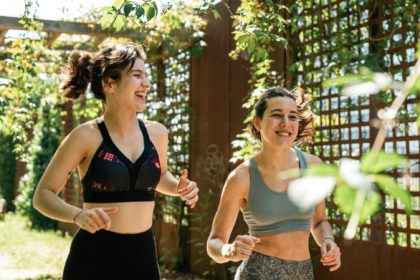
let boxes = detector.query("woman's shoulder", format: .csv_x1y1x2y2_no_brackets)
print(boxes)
226,160,251,186
64,120,101,145
301,151,323,165
142,119,168,137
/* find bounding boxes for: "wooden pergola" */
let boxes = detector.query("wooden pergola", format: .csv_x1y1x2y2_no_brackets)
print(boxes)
0,15,145,48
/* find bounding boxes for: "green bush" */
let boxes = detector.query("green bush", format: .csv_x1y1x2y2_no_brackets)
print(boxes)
15,95,61,230
0,134,16,211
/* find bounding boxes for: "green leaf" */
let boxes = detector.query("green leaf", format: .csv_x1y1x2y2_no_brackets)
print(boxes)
409,76,420,96
146,6,156,21
100,14,115,28
152,1,159,14
323,74,371,89
114,15,125,32
114,0,124,8
360,191,381,222
373,174,412,213
277,4,290,13
135,6,144,19
123,2,133,17
247,39,256,54
189,45,203,57
306,164,340,178
100,6,114,12
360,150,407,173
334,184,381,223
417,105,420,127
212,9,221,20
334,184,357,213
279,168,301,180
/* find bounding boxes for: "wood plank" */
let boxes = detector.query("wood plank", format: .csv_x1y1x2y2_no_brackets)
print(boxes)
45,32,61,48
0,15,144,39
0,30,7,44
189,0,232,278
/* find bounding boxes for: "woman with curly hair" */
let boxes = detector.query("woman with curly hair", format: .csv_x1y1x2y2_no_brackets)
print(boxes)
207,88,341,279
33,44,199,279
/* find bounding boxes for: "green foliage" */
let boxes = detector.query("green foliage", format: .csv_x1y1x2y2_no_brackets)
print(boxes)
98,0,207,59
294,148,413,229
318,54,418,237
15,87,61,230
323,70,374,89
305,164,340,177
334,184,381,223
0,134,17,211
361,150,408,174
0,10,64,219
373,174,412,213
100,0,158,31
230,131,260,163
229,1,288,63
0,17,62,161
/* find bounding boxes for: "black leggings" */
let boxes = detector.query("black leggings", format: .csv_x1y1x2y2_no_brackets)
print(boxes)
63,228,160,280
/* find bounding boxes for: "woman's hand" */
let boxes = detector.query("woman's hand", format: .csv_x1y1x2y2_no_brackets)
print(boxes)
74,207,118,234
176,170,199,208
222,235,261,262
321,238,341,271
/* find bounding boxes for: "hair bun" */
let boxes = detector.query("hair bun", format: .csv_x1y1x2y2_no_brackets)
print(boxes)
60,50,93,99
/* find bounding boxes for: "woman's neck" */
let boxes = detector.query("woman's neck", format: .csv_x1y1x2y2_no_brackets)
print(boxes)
255,144,295,171
102,106,139,136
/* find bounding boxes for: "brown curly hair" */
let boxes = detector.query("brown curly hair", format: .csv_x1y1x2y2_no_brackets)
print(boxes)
60,44,146,101
249,87,316,146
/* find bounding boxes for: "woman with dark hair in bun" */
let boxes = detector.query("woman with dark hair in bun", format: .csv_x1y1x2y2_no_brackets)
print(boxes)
33,44,199,280
207,88,341,279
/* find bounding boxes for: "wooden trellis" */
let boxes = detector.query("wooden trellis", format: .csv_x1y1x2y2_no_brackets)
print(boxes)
292,0,419,279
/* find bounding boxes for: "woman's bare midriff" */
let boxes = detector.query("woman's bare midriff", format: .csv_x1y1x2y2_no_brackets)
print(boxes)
84,201,155,234
253,231,311,261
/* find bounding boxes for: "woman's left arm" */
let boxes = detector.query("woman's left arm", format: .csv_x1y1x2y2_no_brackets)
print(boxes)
307,153,341,271
311,201,341,271
148,121,199,207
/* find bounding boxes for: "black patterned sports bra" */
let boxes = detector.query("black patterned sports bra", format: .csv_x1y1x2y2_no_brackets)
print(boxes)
81,119,161,203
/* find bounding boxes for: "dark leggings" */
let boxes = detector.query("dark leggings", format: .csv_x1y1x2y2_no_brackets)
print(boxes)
63,228,160,280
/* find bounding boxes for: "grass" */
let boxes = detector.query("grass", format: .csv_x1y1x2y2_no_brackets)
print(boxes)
0,212,71,280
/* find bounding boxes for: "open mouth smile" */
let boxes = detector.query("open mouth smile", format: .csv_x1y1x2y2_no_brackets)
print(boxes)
135,91,146,102
275,131,291,137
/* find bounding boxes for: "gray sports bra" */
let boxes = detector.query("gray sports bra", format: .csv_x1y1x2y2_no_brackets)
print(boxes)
242,148,314,236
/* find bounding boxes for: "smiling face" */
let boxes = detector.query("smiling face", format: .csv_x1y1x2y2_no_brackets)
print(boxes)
253,96,299,147
105,58,151,113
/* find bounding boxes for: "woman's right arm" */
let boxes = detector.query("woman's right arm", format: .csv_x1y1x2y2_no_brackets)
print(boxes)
32,123,118,234
32,125,92,223
207,165,260,263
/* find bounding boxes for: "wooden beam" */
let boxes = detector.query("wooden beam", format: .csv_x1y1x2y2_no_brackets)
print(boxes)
46,32,61,48
93,37,105,48
0,30,7,44
0,16,145,40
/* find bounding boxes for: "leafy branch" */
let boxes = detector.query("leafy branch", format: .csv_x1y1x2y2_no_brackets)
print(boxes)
100,0,159,32
289,57,420,239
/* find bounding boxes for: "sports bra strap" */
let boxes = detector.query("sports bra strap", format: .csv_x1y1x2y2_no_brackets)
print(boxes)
138,119,151,144
294,147,307,170
96,119,113,146
96,118,151,146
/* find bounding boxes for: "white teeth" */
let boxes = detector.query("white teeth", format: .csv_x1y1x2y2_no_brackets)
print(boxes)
277,132,290,136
